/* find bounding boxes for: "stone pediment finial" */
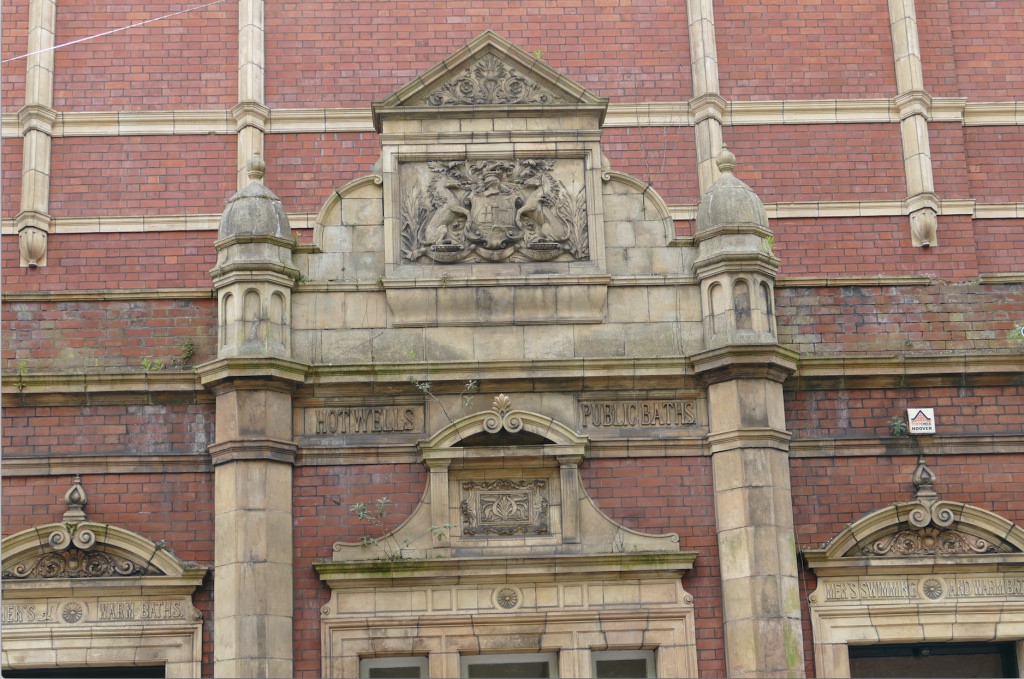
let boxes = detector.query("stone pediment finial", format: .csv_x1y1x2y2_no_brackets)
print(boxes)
63,474,88,523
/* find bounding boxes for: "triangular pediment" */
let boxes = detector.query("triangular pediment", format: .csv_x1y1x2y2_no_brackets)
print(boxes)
373,31,608,129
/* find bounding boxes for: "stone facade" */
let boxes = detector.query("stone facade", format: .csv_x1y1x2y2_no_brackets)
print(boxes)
3,6,1024,679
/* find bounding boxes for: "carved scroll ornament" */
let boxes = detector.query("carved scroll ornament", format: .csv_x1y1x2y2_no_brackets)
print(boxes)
401,159,588,264
861,527,996,557
2,525,151,579
421,54,563,107
461,479,550,536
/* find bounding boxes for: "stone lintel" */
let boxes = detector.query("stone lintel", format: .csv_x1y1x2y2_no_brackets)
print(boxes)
707,428,792,455
208,438,297,466
692,345,798,385
198,357,308,390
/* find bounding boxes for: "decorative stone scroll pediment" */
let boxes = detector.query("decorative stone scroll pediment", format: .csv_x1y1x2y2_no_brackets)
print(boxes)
804,458,1024,575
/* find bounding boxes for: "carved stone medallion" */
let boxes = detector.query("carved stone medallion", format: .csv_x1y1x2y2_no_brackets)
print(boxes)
400,159,588,264
3,548,148,579
461,479,549,536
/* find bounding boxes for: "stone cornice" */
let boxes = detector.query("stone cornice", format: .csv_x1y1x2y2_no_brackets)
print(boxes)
1,287,214,303
789,434,1024,459
706,427,792,455
2,371,208,407
316,551,698,586
4,98,1023,139
788,353,1024,390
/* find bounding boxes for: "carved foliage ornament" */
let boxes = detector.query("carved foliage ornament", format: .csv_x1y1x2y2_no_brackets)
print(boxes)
2,524,151,579
862,527,996,557
401,159,588,264
420,54,564,107
461,479,550,536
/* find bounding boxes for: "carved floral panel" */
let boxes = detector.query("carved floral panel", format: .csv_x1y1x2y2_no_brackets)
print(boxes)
399,159,588,264
461,479,550,536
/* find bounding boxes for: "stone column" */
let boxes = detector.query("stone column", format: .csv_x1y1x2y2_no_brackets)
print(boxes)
687,0,725,195
207,377,298,678
17,0,57,267
236,0,266,188
694,347,804,678
888,0,939,247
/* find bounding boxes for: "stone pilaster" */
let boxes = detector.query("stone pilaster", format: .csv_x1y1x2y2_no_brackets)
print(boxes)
694,347,804,678
236,0,266,189
204,376,299,678
888,0,939,247
17,0,56,267
687,0,724,195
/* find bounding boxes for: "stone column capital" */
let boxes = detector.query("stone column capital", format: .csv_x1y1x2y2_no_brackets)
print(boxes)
198,357,308,391
208,438,297,465
231,100,271,132
691,345,798,385
689,93,728,124
18,104,57,135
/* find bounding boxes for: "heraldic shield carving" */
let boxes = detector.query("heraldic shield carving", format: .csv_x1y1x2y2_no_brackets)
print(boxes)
400,159,589,264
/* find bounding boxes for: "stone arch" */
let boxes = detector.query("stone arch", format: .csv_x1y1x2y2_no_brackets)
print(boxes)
313,174,384,250
600,170,674,243
811,499,1024,560
732,277,752,330
419,396,589,450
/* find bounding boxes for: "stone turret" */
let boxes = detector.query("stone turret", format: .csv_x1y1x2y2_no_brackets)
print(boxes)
212,155,297,359
693,146,779,350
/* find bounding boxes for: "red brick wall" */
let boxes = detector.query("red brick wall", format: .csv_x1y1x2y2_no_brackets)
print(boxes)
264,133,381,214
51,0,236,110
581,457,725,678
772,216,979,280
724,125,905,202
2,298,216,372
975,219,1024,275
946,0,1024,100
929,122,970,197
601,127,701,204
1,472,216,674
917,0,959,97
263,0,692,108
964,127,1024,202
0,0,28,112
776,284,1023,355
2,403,214,457
785,385,1024,440
716,0,897,100
2,138,23,219
292,463,428,677
48,137,235,218
1,232,218,292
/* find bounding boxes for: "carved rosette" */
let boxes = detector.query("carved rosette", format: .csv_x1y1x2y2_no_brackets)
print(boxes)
461,480,549,536
400,159,588,264
862,527,996,557
420,54,564,107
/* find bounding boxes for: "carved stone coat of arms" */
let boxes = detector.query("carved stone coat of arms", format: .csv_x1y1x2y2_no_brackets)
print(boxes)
400,159,589,264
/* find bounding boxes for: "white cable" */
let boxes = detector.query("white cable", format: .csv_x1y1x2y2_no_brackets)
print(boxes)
2,0,228,64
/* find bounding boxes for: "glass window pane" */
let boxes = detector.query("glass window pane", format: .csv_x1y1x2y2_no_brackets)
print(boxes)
593,651,655,679
360,657,427,679
461,653,557,679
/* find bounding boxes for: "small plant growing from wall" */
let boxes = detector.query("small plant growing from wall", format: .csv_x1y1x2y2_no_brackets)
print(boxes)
889,415,908,437
1009,323,1024,349
140,358,164,372
349,497,408,561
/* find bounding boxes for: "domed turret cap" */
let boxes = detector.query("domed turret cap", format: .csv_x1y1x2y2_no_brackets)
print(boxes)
218,154,293,240
695,145,769,233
